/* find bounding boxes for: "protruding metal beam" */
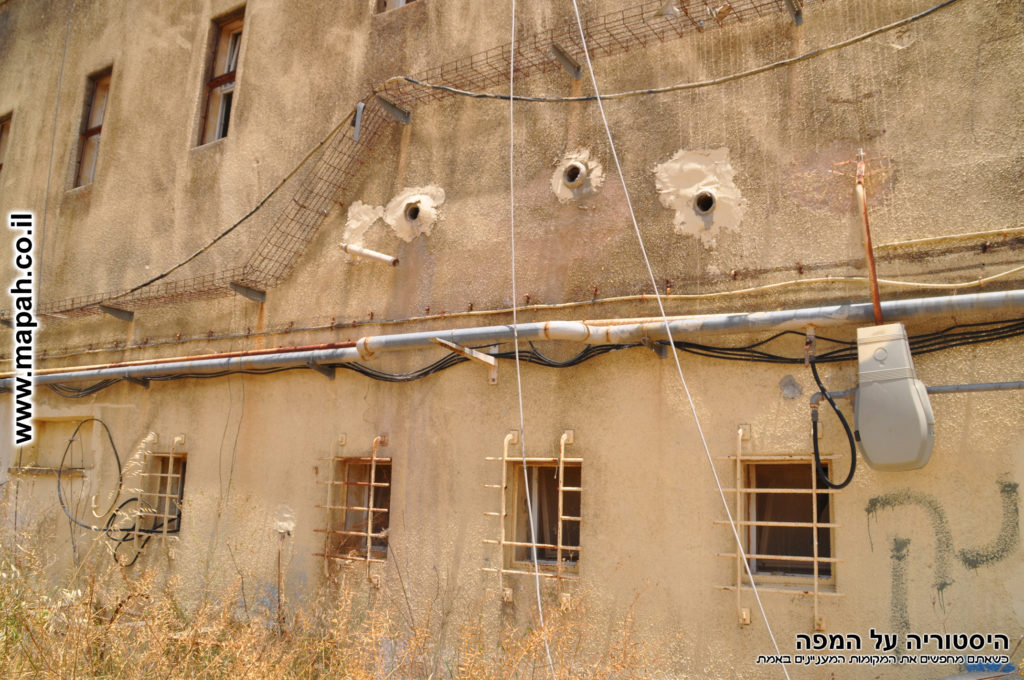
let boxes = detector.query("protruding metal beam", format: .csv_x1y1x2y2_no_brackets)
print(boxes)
375,95,410,125
352,101,366,142
430,337,498,385
784,0,803,25
98,304,134,322
551,43,582,80
229,281,267,303
307,360,335,380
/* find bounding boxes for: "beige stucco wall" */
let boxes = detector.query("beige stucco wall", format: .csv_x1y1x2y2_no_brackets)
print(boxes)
1,0,1023,677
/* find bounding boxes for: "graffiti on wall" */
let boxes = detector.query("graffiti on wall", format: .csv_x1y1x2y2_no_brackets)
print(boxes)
865,479,1020,644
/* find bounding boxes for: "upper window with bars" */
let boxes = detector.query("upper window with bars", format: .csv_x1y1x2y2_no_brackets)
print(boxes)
199,8,244,145
74,69,112,187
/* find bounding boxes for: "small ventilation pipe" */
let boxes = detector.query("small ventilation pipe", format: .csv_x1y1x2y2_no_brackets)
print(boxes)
339,243,400,266
563,161,587,189
694,189,716,215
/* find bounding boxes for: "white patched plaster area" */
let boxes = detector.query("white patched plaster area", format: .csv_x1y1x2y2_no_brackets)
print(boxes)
385,186,445,242
343,200,385,252
551,149,604,206
654,148,745,246
342,186,446,258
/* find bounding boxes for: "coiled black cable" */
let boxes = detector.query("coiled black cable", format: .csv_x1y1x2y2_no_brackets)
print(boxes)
809,357,857,489
57,418,123,530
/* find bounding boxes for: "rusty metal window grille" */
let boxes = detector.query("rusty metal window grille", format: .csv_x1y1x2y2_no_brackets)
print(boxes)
316,438,391,577
716,435,841,624
75,69,111,187
484,432,581,582
138,450,186,536
200,10,244,145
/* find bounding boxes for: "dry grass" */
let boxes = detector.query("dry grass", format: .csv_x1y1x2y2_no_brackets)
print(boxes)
0,525,663,679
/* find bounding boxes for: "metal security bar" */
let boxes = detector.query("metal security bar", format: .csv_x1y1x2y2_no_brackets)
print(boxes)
315,435,390,581
483,431,581,586
715,430,841,627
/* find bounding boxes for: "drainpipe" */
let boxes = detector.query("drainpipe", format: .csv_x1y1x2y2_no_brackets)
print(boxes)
2,289,1023,391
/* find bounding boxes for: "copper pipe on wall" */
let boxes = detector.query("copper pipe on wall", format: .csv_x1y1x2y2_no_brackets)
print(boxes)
857,149,884,325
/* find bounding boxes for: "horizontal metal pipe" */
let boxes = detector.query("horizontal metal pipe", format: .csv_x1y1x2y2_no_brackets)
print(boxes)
3,289,1023,391
811,381,1024,406
22,341,358,377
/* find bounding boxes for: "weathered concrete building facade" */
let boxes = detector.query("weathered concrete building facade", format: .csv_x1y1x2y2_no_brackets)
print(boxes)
1,0,1022,676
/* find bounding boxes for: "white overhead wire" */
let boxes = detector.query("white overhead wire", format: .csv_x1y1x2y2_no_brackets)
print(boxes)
566,1,792,677
508,0,557,675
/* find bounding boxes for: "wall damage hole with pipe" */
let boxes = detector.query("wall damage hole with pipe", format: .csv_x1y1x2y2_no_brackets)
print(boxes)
654,148,745,246
551,149,604,206
342,186,446,256
385,186,445,242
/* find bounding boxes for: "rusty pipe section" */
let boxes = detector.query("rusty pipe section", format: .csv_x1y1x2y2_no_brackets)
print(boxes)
4,290,1023,390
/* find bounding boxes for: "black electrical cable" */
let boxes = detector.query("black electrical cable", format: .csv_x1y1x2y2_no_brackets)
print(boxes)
36,317,1024,397
808,357,857,490
105,497,155,567
57,418,123,531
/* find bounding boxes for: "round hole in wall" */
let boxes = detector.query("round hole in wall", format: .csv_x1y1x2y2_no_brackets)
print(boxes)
694,190,716,215
563,161,586,189
404,202,421,221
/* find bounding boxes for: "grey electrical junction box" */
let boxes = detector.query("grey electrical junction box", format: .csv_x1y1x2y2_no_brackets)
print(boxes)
854,323,935,471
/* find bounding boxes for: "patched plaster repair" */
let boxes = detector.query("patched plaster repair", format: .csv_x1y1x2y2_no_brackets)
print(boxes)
551,149,604,206
384,186,445,242
343,187,446,255
343,200,384,251
654,148,745,246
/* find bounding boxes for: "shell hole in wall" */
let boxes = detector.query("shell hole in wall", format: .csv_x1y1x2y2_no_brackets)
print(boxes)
694,190,716,215
404,201,421,221
563,162,586,188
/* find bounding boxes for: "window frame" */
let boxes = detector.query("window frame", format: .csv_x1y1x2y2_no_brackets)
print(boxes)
374,0,417,13
0,113,12,175
73,68,113,188
138,449,187,535
744,461,834,581
485,432,582,582
198,8,245,146
316,438,392,578
508,461,581,574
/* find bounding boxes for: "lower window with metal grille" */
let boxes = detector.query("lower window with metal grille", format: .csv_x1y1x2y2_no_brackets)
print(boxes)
317,453,391,567
745,462,832,578
509,463,581,570
138,450,186,535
